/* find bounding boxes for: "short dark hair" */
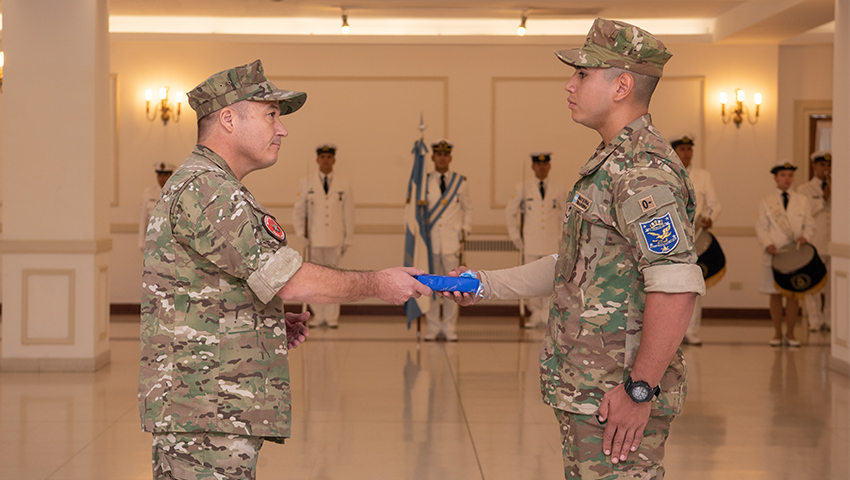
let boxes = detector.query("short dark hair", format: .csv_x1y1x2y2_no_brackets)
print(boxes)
196,101,250,142
604,67,659,107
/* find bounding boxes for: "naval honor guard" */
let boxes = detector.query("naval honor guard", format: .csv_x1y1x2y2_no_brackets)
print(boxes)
293,143,355,327
504,152,567,328
425,139,473,341
797,150,832,331
671,135,721,345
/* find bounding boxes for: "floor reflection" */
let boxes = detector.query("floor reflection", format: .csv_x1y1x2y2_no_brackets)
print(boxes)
0,316,847,479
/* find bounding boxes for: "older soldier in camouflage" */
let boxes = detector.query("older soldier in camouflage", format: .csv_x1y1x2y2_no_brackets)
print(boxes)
440,19,705,479
139,59,431,480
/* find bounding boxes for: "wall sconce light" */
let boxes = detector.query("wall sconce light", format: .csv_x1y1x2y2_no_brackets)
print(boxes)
0,51,5,92
145,86,182,125
341,11,350,34
720,88,761,127
517,12,528,36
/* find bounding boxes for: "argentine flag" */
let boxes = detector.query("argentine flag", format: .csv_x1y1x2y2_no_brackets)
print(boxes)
403,139,433,328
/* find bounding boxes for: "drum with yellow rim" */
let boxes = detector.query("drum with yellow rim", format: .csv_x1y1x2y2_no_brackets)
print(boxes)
771,243,827,299
695,229,726,289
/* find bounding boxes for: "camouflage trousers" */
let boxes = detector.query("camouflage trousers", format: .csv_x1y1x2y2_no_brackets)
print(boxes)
554,409,673,480
152,432,264,480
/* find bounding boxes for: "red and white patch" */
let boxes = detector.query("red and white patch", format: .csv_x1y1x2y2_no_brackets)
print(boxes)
263,214,286,242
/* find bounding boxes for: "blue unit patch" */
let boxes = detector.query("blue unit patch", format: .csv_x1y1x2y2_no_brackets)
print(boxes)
639,212,680,255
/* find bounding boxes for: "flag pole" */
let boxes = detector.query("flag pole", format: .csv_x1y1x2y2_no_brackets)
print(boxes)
416,113,426,340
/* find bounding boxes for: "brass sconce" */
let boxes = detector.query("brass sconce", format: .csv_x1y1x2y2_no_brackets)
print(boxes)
720,88,761,127
0,52,5,91
145,86,182,125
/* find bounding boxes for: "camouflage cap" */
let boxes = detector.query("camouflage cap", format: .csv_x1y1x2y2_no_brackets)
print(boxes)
187,59,307,119
554,18,672,78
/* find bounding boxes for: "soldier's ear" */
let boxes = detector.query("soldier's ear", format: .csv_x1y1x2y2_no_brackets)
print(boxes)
613,73,634,100
219,107,236,133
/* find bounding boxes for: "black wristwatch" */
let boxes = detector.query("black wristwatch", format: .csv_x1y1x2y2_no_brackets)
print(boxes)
624,376,660,403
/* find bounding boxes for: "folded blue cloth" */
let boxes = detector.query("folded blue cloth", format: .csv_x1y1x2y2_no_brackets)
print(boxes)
414,274,480,293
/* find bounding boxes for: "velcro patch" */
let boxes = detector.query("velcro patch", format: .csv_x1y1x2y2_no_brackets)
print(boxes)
639,212,680,255
623,186,675,224
263,214,286,242
639,195,656,213
572,192,592,213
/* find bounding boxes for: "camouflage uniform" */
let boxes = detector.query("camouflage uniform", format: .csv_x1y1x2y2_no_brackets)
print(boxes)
543,18,705,479
540,114,703,478
139,59,307,478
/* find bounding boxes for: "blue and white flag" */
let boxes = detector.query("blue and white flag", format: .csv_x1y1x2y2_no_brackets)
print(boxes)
403,139,433,328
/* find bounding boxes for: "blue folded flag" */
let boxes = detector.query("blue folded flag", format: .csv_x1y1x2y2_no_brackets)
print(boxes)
414,274,480,293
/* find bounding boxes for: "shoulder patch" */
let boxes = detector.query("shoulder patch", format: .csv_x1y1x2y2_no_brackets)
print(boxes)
639,212,679,255
262,214,286,242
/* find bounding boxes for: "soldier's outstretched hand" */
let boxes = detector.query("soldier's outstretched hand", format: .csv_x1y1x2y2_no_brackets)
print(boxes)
437,266,484,307
285,311,310,349
374,267,433,305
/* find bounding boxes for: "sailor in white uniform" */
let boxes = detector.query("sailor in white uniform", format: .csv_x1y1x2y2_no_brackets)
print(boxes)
424,139,473,341
755,161,815,347
293,144,355,328
796,151,832,331
671,135,722,345
504,152,567,328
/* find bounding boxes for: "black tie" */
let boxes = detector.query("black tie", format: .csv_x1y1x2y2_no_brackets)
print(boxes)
539,181,546,199
782,192,789,210
440,174,446,194
323,175,329,194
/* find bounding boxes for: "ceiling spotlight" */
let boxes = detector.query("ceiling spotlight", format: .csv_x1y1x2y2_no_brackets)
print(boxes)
341,11,350,34
517,12,527,36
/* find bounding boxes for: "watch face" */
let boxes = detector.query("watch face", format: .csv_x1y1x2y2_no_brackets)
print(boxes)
632,384,650,401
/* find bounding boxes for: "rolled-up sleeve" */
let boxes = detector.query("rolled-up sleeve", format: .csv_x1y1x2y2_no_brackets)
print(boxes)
248,247,303,304
643,263,705,295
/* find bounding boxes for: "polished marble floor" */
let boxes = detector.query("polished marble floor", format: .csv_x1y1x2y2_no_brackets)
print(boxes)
0,316,847,479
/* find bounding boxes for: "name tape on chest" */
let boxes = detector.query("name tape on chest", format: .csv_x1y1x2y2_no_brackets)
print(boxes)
263,214,286,242
639,212,680,255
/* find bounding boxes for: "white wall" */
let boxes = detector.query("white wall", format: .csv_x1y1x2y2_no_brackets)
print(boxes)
102,38,824,309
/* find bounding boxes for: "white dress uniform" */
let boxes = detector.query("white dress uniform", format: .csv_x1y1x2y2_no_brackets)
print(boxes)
504,177,567,327
755,189,815,294
425,169,472,340
293,171,355,327
686,165,722,340
797,177,831,329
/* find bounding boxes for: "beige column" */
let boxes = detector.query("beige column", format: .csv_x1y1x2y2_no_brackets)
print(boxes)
829,0,850,374
0,0,112,371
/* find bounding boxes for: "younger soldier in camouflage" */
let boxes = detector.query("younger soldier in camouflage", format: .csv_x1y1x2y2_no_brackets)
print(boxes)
139,59,431,480
439,19,705,479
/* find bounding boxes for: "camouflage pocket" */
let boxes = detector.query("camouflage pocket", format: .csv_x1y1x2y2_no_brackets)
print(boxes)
569,221,608,293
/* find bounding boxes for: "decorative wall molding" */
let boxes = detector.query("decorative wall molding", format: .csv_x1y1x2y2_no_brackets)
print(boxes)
0,239,113,254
